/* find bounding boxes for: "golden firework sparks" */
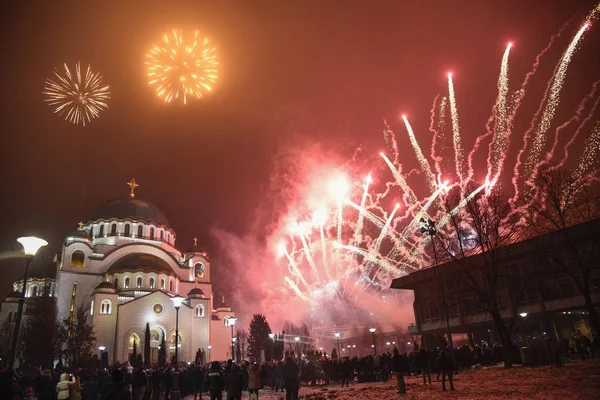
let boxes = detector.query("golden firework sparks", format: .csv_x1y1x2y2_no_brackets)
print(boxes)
146,30,218,104
43,62,110,126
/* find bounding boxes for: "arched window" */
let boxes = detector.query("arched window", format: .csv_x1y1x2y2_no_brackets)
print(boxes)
161,279,166,290
100,299,112,315
114,278,119,288
195,304,204,318
195,263,205,279
124,277,130,289
136,276,142,288
110,223,117,236
90,226,95,238
150,227,155,240
169,280,174,292
71,251,85,268
99,224,104,237
150,278,155,289
137,225,143,238
160,230,164,241
124,224,131,237
31,286,38,297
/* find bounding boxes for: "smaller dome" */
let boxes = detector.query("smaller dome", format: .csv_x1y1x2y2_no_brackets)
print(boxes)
187,287,205,298
66,230,91,239
95,281,115,291
5,290,22,300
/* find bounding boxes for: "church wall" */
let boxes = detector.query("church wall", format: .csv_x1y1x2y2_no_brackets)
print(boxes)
0,301,18,324
55,270,101,320
210,311,235,361
116,292,195,363
91,292,118,366
188,298,211,362
99,244,187,281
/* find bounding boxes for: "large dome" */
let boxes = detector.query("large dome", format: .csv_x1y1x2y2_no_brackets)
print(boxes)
88,198,170,227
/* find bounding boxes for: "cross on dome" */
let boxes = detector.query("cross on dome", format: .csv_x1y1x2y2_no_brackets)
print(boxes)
193,237,198,247
127,178,139,198
77,221,84,230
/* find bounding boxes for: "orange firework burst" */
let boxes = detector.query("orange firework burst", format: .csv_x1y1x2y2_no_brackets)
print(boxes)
146,30,218,104
43,62,110,126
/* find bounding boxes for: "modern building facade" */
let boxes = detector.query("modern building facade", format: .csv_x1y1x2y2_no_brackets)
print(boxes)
391,218,600,348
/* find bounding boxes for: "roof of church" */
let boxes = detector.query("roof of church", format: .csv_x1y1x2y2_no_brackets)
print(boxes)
5,290,22,300
66,230,91,239
107,253,175,276
95,280,115,290
187,287,204,296
87,198,171,227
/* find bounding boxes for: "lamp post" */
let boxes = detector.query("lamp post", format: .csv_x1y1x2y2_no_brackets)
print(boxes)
171,295,185,365
419,218,455,365
8,236,47,369
227,317,237,361
335,332,341,358
369,328,377,355
268,333,275,360
208,345,211,362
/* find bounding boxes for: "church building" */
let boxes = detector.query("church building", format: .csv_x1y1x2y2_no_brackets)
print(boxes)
1,180,236,365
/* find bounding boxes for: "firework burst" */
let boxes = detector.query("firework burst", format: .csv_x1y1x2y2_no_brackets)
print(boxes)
43,62,110,126
146,30,218,104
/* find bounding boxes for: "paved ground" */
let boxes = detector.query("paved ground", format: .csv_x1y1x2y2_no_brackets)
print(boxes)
185,361,600,399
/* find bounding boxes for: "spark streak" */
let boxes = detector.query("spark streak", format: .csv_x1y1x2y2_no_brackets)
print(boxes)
403,115,436,192
448,73,466,182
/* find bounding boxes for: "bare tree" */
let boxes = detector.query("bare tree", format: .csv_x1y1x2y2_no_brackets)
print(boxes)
439,187,535,368
529,167,600,335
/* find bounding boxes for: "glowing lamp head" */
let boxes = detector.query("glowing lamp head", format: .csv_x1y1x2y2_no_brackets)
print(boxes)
17,236,48,257
335,332,340,338
171,294,185,309
295,337,300,342
268,333,275,339
227,317,237,327
519,312,528,318
98,346,106,351
369,328,376,333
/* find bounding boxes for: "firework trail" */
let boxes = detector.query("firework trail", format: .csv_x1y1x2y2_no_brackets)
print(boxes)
403,115,436,192
43,62,110,126
488,43,513,184
448,73,466,182
573,121,600,182
380,152,417,204
524,23,589,179
429,95,447,178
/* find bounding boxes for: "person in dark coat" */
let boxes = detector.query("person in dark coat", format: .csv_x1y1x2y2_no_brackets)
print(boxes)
225,365,243,400
192,364,205,400
281,357,300,400
132,367,148,400
206,362,224,400
437,349,454,391
416,349,432,385
391,349,406,395
163,369,175,400
35,369,55,400
100,369,131,400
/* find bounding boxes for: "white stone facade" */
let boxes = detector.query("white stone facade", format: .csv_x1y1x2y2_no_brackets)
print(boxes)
1,197,235,365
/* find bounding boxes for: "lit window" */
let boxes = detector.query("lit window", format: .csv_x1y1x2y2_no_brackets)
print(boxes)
195,304,204,318
150,278,155,289
90,299,94,315
136,277,142,288
161,279,166,290
195,263,205,278
31,286,38,297
71,251,85,268
100,299,112,315
169,280,173,292
110,223,117,236
124,277,130,289
124,224,131,237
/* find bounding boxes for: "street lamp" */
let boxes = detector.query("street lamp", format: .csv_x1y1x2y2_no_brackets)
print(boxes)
335,332,341,357
171,295,185,365
227,317,237,361
369,328,377,355
268,333,275,360
519,312,528,318
419,218,455,365
208,345,212,362
8,236,48,369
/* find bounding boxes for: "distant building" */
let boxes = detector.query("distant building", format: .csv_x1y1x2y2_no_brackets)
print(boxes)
1,182,236,365
391,218,600,348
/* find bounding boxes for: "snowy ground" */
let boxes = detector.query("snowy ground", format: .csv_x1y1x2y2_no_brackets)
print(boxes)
187,361,600,399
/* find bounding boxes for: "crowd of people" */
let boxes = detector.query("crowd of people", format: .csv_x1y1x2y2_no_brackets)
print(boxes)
1,335,597,400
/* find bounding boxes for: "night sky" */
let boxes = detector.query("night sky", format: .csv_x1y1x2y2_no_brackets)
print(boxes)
1,1,598,300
